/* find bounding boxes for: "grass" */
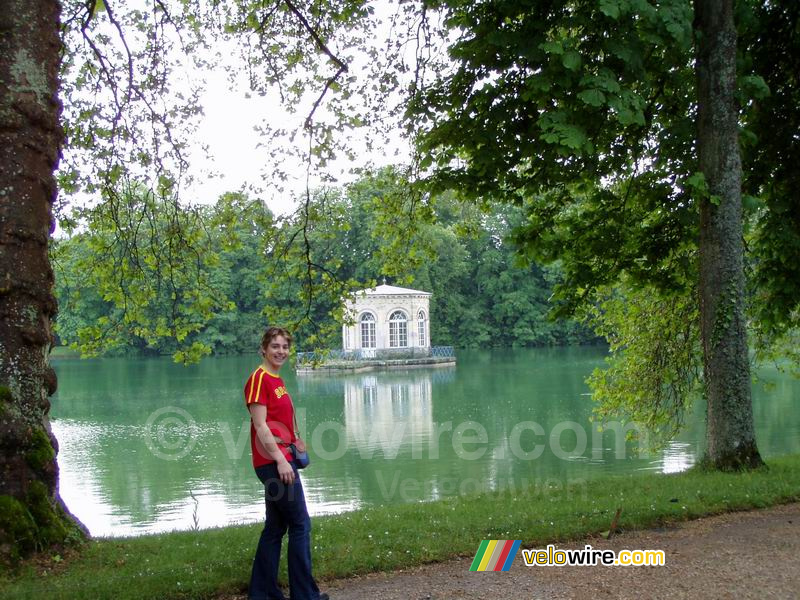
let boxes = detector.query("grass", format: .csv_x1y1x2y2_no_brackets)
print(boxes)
2,454,800,599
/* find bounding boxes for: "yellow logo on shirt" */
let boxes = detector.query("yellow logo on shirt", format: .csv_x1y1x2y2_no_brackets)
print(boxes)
275,386,287,398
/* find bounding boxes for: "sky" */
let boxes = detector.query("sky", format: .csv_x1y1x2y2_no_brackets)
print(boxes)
181,12,412,217
59,1,414,221
189,68,405,216
188,67,307,215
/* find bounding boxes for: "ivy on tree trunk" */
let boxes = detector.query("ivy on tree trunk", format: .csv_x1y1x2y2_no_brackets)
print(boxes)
694,0,763,470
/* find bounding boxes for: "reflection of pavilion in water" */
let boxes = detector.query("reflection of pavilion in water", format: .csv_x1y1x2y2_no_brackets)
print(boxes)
343,372,434,456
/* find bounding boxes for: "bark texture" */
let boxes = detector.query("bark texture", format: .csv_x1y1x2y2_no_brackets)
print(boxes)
0,0,84,563
695,0,763,470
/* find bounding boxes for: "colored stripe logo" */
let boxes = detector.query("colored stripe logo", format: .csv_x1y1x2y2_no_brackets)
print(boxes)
469,540,522,571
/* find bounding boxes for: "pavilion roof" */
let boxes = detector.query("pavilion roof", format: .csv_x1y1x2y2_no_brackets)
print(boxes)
354,284,431,297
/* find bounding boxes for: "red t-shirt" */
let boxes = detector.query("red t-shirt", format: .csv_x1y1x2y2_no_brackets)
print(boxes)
244,366,296,468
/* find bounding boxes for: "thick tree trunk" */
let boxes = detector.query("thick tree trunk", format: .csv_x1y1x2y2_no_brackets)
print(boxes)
694,0,763,470
0,0,85,563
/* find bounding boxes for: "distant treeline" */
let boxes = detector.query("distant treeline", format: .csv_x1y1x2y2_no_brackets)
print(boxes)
52,170,598,359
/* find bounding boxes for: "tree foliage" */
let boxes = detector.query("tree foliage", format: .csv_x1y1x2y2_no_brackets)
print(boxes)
740,2,800,349
409,0,699,310
53,169,596,356
51,0,414,362
583,281,701,444
403,0,796,467
54,181,231,363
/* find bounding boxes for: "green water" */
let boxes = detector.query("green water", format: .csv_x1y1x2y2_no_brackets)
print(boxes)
49,347,800,537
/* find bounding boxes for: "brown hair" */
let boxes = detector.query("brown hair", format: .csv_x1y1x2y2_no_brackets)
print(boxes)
260,326,292,352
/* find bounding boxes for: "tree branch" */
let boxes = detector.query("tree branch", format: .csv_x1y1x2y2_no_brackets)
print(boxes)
282,0,349,130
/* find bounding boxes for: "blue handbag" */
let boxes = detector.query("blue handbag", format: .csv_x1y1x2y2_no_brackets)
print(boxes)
289,443,310,469
286,395,309,468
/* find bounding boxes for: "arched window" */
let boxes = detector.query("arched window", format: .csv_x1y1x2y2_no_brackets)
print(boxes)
389,310,408,348
417,310,426,347
360,313,376,348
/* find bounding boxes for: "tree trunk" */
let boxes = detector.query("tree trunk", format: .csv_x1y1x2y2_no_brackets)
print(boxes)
694,0,763,470
0,0,85,564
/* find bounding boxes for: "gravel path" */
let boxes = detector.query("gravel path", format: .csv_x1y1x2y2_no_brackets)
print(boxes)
318,502,800,600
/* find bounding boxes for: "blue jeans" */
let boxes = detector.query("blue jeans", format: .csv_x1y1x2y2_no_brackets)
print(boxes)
249,463,321,600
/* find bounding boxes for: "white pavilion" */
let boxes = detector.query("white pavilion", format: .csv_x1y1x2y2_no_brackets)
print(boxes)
341,284,431,356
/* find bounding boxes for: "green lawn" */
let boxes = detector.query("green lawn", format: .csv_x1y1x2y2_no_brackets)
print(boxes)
2,454,799,600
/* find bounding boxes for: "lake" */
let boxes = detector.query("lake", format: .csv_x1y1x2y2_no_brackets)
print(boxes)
49,347,800,537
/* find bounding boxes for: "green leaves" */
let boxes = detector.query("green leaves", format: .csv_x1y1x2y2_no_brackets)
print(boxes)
52,167,596,359
583,280,702,446
599,0,621,20
577,88,606,107
538,115,590,152
412,0,696,216
685,172,708,194
739,74,770,101
539,40,564,55
739,2,800,350
607,90,646,126
561,50,582,71
172,342,212,365
53,183,231,362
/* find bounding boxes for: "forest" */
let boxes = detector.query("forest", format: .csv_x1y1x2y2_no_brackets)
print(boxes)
51,168,598,359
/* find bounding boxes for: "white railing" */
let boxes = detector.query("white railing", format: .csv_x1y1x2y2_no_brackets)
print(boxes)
296,346,455,365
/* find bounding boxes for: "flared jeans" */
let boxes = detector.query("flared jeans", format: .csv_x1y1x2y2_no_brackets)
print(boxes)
249,462,321,600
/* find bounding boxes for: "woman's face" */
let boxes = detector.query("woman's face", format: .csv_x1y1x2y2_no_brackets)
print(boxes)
263,335,290,373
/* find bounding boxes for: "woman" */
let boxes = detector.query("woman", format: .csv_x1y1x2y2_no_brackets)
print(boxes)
245,326,328,600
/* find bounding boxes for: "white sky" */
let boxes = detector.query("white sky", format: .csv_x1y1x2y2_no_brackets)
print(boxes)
187,67,308,215
58,1,417,222
189,70,405,216
181,14,412,216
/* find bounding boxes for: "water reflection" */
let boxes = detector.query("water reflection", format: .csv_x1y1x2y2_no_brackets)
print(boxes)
660,441,697,474
343,373,433,457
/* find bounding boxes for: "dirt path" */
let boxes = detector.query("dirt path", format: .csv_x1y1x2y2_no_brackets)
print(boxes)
317,503,800,600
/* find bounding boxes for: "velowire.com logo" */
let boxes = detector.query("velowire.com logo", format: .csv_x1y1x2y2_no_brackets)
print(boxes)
469,540,522,572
